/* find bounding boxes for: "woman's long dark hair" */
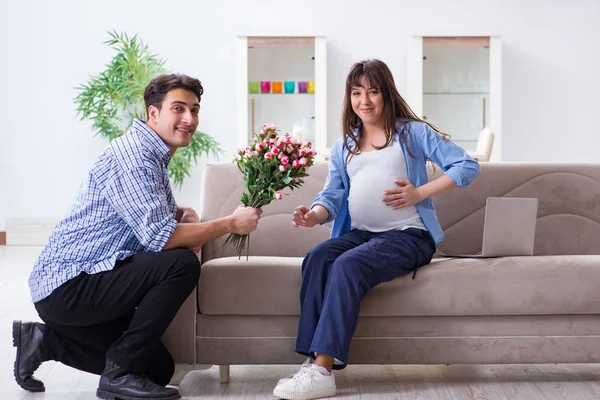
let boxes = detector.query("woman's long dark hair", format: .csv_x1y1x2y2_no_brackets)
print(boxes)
341,59,450,160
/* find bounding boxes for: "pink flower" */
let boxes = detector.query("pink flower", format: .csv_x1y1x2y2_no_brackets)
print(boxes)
265,152,272,159
281,156,289,164
299,149,306,156
274,192,283,200
263,140,270,147
306,149,314,156
305,141,313,148
245,146,251,153
292,159,300,168
279,164,287,172
256,143,264,151
271,147,280,155
299,157,308,165
284,135,291,143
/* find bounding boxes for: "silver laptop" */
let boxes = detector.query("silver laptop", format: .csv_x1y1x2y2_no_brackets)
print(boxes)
447,197,539,258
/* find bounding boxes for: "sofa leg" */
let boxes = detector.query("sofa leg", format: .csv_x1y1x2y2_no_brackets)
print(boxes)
170,365,194,385
219,365,230,383
169,364,212,386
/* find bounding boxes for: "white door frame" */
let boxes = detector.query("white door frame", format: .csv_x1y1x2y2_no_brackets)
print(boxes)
406,35,502,161
235,36,249,150
235,36,327,151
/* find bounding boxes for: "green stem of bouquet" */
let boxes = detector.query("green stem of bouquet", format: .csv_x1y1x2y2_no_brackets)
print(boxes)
223,194,267,261
246,233,250,261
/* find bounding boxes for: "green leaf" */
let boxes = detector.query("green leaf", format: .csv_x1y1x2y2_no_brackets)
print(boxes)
240,192,250,206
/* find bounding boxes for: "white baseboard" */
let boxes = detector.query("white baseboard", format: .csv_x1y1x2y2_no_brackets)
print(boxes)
6,218,59,246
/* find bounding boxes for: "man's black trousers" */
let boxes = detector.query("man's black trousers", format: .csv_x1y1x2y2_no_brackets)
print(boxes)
34,248,200,386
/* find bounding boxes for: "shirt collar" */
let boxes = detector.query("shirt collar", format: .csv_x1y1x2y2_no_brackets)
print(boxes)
130,119,172,165
346,118,410,145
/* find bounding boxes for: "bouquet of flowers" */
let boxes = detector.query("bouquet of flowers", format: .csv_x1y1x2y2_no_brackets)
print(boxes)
224,123,317,259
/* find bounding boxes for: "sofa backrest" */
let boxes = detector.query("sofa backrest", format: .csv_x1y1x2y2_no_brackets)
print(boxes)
200,162,600,263
200,162,332,262
431,162,600,256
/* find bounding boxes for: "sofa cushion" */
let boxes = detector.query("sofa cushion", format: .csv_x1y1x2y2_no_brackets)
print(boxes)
198,255,600,316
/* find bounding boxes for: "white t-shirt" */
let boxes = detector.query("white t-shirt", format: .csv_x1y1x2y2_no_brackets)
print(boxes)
347,140,426,232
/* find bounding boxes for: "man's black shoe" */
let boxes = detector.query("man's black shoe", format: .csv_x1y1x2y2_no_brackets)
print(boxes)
12,320,47,392
96,359,180,400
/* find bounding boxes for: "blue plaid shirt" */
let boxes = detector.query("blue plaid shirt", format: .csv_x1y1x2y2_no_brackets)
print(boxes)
29,119,178,302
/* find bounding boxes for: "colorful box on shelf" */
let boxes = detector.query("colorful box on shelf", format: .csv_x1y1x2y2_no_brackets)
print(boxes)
260,81,271,93
284,81,295,93
272,81,283,93
248,82,259,93
298,81,307,93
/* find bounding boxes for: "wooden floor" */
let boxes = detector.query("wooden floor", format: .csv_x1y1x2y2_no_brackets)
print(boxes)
2,245,600,399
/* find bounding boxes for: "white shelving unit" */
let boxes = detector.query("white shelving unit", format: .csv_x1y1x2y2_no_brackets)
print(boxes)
235,36,327,152
406,36,502,161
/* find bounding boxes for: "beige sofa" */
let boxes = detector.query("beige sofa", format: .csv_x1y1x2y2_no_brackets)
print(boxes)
163,162,600,384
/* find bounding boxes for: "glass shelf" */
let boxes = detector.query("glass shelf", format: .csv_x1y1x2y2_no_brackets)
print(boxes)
424,92,489,95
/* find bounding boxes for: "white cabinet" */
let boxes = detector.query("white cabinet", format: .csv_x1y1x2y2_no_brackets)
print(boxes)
236,36,327,151
406,36,502,160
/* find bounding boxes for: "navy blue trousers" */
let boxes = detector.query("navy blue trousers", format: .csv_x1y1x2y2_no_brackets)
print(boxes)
295,228,436,369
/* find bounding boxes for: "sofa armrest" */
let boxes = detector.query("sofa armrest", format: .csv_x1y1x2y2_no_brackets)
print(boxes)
162,287,197,364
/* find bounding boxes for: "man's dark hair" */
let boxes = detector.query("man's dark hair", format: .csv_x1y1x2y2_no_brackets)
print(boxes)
143,74,204,119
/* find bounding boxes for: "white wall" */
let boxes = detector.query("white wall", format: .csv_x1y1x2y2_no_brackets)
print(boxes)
1,0,599,231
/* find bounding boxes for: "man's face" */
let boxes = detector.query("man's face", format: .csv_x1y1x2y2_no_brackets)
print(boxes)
147,88,200,154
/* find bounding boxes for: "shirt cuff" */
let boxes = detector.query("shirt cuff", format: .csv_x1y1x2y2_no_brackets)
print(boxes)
445,168,467,188
311,200,336,224
147,217,178,252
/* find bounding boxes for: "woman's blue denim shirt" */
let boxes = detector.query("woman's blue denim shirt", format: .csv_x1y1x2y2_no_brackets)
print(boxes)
311,120,481,244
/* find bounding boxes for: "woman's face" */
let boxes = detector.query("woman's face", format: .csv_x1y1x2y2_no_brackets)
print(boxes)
350,75,384,126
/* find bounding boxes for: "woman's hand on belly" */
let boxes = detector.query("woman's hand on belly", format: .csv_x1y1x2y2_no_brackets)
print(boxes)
383,180,424,209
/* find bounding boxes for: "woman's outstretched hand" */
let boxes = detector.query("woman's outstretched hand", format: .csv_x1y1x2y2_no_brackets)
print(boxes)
292,205,319,228
384,180,425,209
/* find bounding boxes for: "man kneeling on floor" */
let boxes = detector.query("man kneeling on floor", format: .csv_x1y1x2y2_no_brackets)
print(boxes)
13,74,262,400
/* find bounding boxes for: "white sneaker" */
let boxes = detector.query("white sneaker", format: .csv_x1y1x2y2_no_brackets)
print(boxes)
277,358,313,386
273,364,336,400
